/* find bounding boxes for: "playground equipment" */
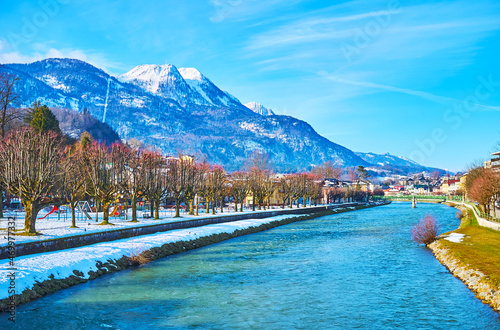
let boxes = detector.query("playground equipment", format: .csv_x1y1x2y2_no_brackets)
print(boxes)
109,204,121,217
37,205,59,220
169,205,186,216
77,201,93,220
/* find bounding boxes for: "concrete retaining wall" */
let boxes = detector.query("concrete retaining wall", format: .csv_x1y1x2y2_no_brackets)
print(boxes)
459,203,500,231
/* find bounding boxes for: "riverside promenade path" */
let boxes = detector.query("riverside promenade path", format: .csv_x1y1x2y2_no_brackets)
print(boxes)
0,202,388,259
455,202,500,231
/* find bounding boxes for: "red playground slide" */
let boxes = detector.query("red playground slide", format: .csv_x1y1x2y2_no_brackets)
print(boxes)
38,205,59,220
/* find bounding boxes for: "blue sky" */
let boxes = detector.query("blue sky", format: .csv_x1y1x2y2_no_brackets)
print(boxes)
1,0,499,172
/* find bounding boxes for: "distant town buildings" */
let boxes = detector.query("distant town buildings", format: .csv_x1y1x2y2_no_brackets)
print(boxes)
484,151,500,172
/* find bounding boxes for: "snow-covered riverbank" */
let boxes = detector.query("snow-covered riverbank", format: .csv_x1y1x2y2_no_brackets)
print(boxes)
0,214,303,302
0,203,387,311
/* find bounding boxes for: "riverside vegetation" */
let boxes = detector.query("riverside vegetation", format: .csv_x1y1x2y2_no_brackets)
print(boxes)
429,204,500,312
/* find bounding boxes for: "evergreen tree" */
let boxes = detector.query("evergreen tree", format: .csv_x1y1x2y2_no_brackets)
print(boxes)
24,100,42,125
356,165,370,182
30,104,62,135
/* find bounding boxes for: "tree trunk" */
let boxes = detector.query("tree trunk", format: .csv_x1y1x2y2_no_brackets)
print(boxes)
196,196,199,216
0,187,3,218
175,197,180,218
189,199,194,215
212,198,216,215
220,199,223,213
95,199,99,222
206,198,209,214
150,200,154,218
131,197,138,222
101,202,111,225
252,192,256,211
70,200,78,228
23,200,38,234
154,200,160,219
240,201,243,212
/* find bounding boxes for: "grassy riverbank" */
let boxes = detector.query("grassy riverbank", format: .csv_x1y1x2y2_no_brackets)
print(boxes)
441,205,500,287
430,203,500,311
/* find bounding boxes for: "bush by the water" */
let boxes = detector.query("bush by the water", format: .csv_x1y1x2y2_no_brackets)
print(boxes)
127,248,152,266
411,214,439,245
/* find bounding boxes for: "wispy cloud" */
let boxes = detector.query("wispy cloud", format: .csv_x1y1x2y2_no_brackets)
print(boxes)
208,0,301,22
246,9,397,51
244,0,500,74
319,71,500,112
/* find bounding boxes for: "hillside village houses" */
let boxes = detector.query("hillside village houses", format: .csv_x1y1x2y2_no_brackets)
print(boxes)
381,172,466,197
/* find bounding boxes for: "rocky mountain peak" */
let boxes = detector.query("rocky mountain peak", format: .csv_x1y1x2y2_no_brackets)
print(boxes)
244,102,275,116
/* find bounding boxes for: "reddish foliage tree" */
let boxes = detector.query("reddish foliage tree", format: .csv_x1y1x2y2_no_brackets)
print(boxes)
469,175,495,214
411,214,439,245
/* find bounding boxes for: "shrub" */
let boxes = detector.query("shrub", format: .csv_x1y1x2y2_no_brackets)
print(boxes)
127,247,153,266
411,214,439,245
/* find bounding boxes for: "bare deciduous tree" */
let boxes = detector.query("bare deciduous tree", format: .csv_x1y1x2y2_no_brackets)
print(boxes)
230,171,249,212
312,161,342,180
0,72,20,138
0,128,62,234
141,150,169,219
0,72,21,218
117,146,143,222
169,155,196,217
82,142,120,225
59,145,86,228
278,175,293,209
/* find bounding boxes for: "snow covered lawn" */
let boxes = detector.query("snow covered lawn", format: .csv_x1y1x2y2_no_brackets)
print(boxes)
0,214,304,300
0,206,299,246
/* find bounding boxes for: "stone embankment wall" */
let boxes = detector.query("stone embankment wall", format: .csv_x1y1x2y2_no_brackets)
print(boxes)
0,204,359,259
429,240,500,312
0,203,389,311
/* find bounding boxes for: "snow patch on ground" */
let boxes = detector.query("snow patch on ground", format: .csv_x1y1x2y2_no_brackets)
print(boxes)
443,233,465,243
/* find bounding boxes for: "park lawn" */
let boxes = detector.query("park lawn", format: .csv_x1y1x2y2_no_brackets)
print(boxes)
439,206,500,287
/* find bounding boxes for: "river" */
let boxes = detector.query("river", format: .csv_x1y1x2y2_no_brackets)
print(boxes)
4,202,500,329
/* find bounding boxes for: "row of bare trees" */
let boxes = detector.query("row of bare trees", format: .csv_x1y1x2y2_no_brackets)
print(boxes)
466,167,500,216
0,125,339,234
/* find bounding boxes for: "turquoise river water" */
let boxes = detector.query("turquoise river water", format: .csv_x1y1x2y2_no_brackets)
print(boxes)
3,202,500,329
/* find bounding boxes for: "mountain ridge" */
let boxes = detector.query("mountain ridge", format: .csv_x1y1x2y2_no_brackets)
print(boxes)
0,58,438,173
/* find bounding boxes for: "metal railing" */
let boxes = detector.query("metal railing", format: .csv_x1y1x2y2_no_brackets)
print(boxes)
469,203,500,223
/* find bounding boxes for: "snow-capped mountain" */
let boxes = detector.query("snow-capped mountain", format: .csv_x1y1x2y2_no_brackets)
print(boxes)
356,152,446,175
119,64,210,107
178,67,243,108
244,102,275,116
0,58,371,171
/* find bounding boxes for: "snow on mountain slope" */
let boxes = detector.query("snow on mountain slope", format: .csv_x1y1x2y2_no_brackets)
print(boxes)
356,152,420,167
356,151,445,174
178,67,243,108
244,102,275,116
2,58,371,171
119,64,209,106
